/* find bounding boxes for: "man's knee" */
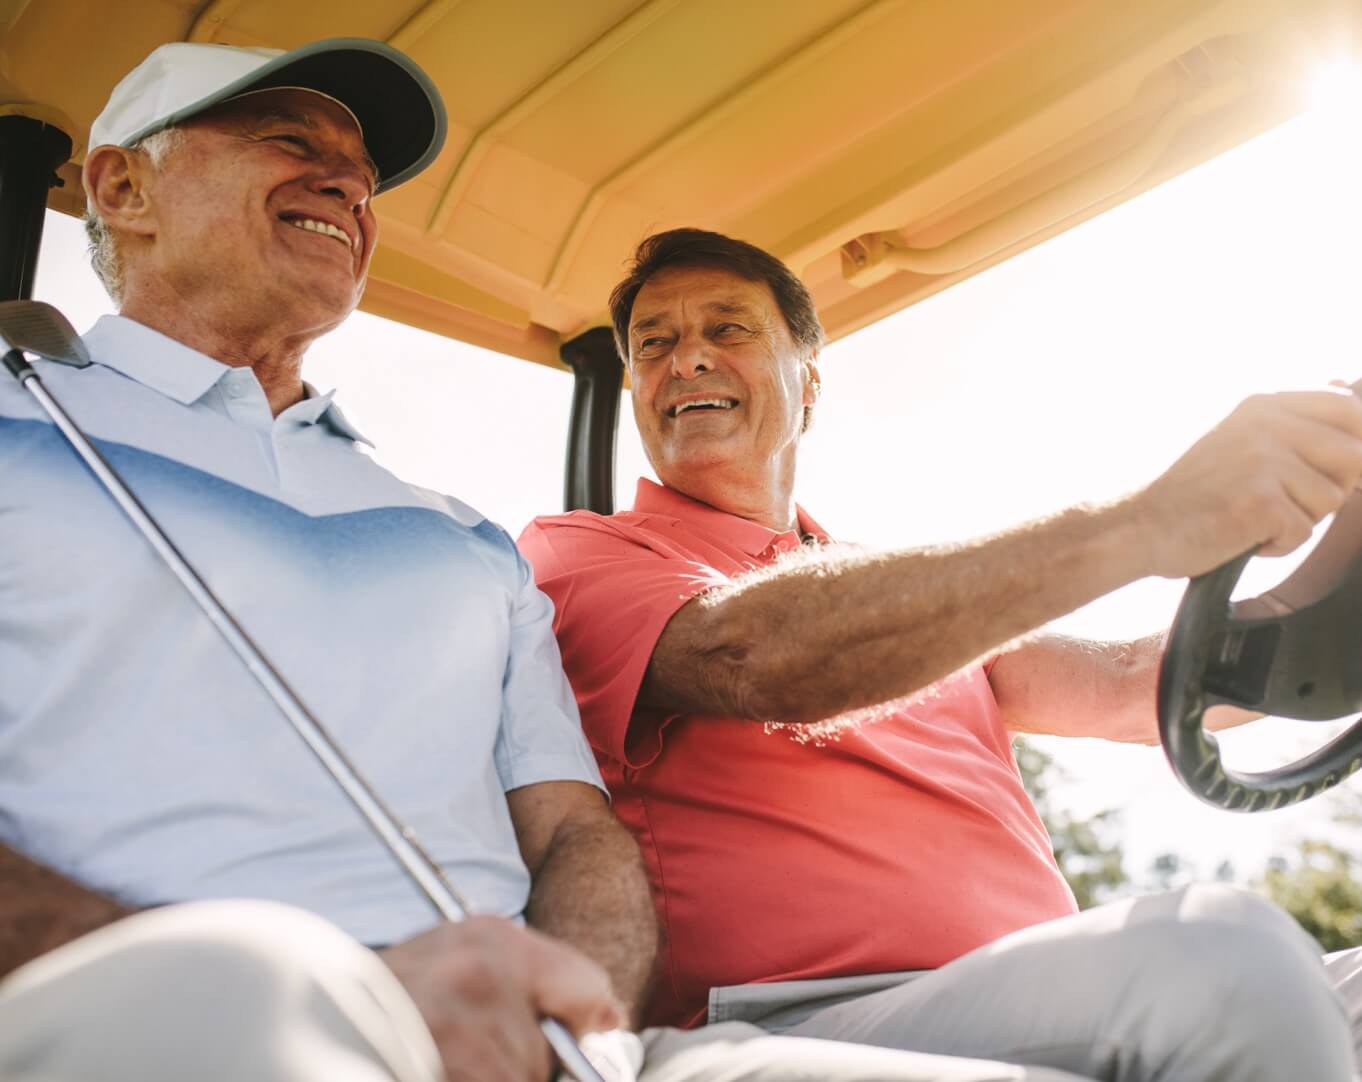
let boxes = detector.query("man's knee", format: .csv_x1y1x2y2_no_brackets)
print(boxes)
1162,882,1314,943
6,898,384,1003
1124,885,1319,995
0,900,438,1082
1123,886,1351,1065
1136,884,1322,978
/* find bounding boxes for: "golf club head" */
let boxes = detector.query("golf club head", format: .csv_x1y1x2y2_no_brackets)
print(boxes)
0,300,90,367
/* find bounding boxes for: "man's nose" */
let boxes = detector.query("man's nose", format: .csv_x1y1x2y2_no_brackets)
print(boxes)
670,333,713,378
310,159,372,220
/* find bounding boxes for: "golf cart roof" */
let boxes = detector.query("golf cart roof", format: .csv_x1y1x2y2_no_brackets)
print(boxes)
3,0,1357,368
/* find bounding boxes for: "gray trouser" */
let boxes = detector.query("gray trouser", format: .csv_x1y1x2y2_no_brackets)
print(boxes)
733,884,1360,1082
1,886,1354,1082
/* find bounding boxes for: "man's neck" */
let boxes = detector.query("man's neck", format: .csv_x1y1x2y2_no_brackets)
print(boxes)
119,296,316,417
662,466,798,533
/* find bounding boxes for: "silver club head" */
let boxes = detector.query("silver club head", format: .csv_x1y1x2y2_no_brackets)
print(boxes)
0,300,91,367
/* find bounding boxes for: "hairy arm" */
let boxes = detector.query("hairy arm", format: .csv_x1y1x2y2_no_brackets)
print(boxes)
992,632,1261,744
641,389,1362,725
642,500,1150,724
0,842,133,978
507,781,657,1026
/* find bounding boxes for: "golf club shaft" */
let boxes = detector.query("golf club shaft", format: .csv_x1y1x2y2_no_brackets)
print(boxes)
16,367,606,1082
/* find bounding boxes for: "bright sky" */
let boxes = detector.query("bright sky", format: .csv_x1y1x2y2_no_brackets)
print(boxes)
31,67,1362,890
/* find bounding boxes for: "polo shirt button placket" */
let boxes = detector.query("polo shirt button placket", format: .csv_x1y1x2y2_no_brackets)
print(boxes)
222,374,282,477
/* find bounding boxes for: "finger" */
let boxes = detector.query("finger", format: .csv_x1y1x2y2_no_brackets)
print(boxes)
1242,388,1362,440
478,1005,553,1082
522,1018,554,1082
442,1030,530,1082
1276,415,1362,494
522,930,626,1035
1220,406,1362,496
1278,458,1349,525
1257,481,1324,558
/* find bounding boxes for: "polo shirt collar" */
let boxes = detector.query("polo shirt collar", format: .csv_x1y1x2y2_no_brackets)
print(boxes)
291,385,375,447
83,315,226,406
632,477,830,555
82,315,373,446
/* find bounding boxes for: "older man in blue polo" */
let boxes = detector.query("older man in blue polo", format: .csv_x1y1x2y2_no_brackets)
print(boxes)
0,38,647,1082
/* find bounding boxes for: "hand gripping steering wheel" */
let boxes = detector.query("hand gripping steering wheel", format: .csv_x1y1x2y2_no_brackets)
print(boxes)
1157,488,1362,811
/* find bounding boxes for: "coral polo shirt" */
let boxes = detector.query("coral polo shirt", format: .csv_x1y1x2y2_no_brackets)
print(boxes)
519,479,1077,1029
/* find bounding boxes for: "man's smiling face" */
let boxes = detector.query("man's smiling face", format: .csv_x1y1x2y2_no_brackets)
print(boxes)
140,87,379,336
627,265,816,493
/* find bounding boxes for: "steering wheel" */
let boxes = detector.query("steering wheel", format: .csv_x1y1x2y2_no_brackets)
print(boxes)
1157,490,1362,811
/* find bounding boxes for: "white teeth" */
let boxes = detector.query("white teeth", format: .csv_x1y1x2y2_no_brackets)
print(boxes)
286,217,353,250
672,398,738,416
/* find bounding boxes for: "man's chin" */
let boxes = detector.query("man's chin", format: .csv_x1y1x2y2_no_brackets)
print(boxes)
653,447,743,489
267,277,360,333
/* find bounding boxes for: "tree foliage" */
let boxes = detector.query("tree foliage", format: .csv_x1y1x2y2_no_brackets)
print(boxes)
1014,738,1129,909
1017,736,1362,948
1258,839,1362,952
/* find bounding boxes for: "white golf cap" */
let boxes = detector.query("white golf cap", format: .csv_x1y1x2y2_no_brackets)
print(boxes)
90,38,446,194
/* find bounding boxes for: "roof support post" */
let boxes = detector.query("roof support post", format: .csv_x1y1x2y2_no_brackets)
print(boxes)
0,116,72,302
560,327,622,514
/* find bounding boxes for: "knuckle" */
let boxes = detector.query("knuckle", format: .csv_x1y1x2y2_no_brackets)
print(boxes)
1279,509,1313,545
1246,478,1278,513
529,1039,553,1082
449,951,503,1002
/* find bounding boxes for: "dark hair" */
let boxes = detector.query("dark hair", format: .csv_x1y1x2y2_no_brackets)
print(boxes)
608,228,825,363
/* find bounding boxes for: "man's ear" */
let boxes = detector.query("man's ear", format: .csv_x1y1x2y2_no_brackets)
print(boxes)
82,145,158,239
802,355,822,407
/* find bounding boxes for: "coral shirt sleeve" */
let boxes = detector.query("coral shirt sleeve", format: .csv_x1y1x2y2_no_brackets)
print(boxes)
518,517,730,768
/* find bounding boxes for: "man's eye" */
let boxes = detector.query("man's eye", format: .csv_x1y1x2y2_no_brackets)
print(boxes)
714,323,746,336
273,134,310,149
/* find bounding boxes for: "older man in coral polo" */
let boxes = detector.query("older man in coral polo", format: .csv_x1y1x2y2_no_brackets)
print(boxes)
520,227,1362,1082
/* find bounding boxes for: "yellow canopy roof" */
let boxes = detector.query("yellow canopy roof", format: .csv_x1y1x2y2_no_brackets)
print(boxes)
3,0,1357,367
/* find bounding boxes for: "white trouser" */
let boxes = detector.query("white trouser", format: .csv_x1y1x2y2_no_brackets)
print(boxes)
0,900,1089,1082
6,887,1353,1082
0,900,443,1082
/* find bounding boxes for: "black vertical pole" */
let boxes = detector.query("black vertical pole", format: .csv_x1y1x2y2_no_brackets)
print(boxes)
560,327,622,514
0,116,73,302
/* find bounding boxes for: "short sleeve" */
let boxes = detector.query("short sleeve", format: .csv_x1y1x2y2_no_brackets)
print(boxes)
492,546,607,796
518,517,729,769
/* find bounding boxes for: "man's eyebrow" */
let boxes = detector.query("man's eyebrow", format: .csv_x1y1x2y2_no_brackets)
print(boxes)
253,109,380,189
254,109,317,130
707,300,760,319
630,313,666,336
631,298,761,336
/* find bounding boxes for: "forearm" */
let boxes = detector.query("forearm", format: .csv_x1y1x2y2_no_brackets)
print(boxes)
994,633,1165,743
993,631,1261,742
523,818,657,1026
0,843,133,978
647,497,1152,723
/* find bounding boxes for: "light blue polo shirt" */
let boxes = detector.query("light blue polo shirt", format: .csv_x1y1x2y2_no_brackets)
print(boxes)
0,314,603,946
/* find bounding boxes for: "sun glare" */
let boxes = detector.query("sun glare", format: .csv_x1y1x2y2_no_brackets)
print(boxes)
1297,59,1362,216
1308,59,1362,118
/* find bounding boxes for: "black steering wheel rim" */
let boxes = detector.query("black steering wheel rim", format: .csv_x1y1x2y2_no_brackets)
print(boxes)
1157,537,1362,812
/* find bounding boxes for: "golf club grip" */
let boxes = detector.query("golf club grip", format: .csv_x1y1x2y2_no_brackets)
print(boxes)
544,1019,609,1082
